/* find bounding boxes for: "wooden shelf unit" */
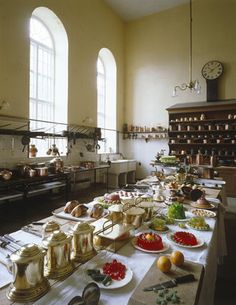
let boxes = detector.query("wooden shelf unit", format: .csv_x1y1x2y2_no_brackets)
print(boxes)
166,100,236,166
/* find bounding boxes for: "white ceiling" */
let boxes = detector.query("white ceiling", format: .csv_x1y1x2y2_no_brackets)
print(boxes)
104,0,189,21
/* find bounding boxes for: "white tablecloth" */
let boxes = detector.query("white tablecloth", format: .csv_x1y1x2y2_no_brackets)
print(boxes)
0,201,227,305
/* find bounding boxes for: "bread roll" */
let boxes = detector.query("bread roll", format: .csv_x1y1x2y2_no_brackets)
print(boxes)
64,200,79,213
71,204,88,217
89,204,104,219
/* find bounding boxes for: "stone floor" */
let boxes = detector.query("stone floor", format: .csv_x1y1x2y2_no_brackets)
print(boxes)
0,187,236,304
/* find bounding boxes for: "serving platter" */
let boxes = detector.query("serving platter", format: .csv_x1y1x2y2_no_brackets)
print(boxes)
191,209,216,218
52,209,108,222
131,236,169,253
167,233,204,249
186,223,211,231
93,196,121,207
190,202,215,210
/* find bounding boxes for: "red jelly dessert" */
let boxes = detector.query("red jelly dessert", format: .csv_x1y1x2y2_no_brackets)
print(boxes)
103,259,126,280
172,231,198,246
137,232,163,250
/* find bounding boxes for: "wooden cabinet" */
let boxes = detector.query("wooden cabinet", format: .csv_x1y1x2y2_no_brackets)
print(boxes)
166,100,236,167
216,167,236,197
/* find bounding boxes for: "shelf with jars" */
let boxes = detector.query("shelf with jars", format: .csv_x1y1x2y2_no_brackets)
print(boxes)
122,124,168,142
166,100,236,167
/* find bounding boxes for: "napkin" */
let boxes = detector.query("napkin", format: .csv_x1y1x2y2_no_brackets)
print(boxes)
0,251,12,288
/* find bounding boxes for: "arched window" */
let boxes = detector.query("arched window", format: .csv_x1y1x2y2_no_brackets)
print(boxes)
97,48,117,153
29,7,68,157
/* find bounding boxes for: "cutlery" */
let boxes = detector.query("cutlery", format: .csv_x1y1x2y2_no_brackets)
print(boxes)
0,240,16,253
2,235,25,247
21,226,42,238
0,236,20,251
143,274,195,291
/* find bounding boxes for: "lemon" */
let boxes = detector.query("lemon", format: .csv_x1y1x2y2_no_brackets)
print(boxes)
157,256,171,273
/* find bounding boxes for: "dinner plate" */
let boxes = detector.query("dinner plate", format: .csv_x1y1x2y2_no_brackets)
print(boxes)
191,209,216,218
96,267,133,289
190,202,215,210
167,233,204,249
52,209,108,222
131,236,169,253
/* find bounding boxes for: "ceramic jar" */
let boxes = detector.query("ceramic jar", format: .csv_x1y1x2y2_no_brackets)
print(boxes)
29,144,38,158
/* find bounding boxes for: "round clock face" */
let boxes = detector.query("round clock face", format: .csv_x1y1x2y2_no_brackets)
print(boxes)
201,60,223,80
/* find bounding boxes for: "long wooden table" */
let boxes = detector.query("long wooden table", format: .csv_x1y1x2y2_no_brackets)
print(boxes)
0,187,226,305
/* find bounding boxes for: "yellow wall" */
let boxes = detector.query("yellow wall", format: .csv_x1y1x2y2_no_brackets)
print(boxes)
125,0,236,128
0,0,125,128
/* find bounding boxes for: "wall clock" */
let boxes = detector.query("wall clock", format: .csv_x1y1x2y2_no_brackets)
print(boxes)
201,60,223,101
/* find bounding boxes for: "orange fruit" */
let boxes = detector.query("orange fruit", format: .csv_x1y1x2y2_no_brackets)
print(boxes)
170,251,184,267
157,256,171,273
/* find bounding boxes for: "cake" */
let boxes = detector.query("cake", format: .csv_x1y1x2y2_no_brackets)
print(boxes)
196,196,211,208
136,232,163,250
104,193,121,203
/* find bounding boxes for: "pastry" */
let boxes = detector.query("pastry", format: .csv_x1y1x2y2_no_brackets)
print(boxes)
64,200,79,213
89,204,104,219
71,204,88,217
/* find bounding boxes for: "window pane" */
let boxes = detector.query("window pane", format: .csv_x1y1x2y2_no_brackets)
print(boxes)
30,18,53,48
97,51,117,153
29,15,66,157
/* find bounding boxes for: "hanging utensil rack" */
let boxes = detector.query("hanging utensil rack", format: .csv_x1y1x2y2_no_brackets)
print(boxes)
0,114,101,140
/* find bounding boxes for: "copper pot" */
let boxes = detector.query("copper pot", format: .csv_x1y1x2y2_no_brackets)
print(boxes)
35,167,48,177
0,170,12,180
50,157,64,173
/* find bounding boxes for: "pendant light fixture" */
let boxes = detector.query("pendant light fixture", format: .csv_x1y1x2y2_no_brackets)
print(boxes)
172,0,201,97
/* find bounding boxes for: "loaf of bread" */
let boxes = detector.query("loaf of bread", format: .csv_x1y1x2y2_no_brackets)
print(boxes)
64,200,79,213
89,204,104,219
71,204,88,217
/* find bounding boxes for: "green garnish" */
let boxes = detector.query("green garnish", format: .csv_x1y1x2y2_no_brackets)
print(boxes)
167,202,186,220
